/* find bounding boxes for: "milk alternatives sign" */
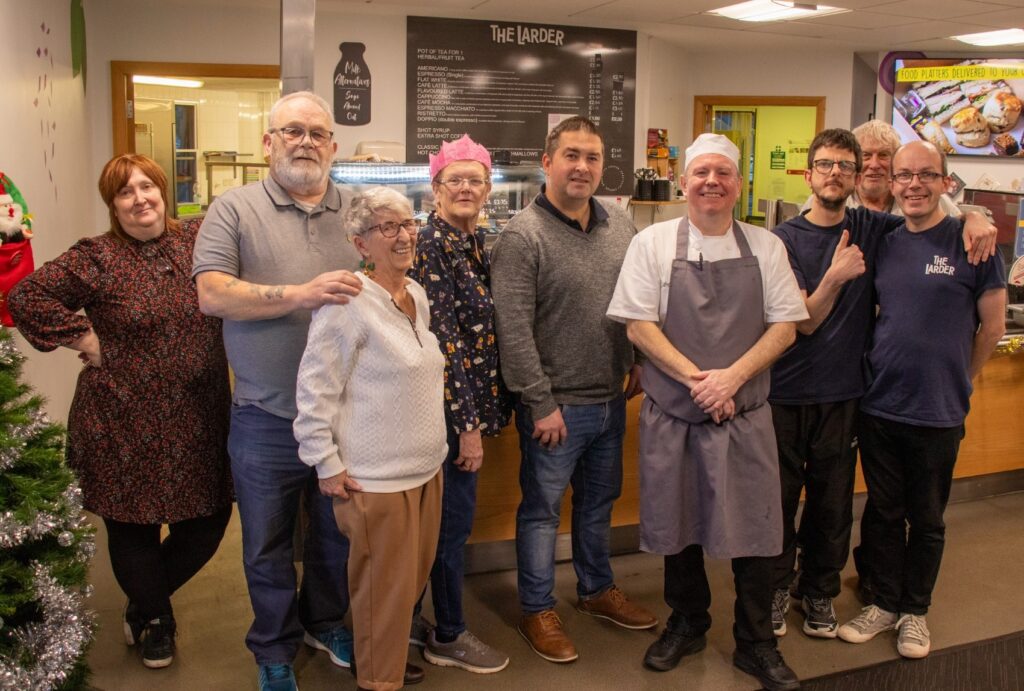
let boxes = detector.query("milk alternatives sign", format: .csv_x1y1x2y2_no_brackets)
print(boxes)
407,16,636,195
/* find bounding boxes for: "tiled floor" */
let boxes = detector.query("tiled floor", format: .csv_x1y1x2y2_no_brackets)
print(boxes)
85,491,1024,690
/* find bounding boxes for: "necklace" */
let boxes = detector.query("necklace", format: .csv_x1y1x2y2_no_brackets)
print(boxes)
390,295,422,348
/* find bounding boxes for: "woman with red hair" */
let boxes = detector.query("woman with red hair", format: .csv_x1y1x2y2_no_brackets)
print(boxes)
9,154,232,671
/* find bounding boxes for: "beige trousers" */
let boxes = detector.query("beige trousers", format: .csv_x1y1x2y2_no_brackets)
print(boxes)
333,471,442,691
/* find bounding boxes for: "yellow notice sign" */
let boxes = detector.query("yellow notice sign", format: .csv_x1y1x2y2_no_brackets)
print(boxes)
897,65,1024,82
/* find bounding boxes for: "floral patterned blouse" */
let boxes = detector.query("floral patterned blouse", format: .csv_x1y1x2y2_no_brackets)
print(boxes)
8,220,232,523
411,212,511,437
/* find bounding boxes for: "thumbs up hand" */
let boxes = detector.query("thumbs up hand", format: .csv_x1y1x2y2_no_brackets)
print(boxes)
827,229,865,284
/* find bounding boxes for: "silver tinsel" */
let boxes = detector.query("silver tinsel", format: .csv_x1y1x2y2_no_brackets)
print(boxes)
0,562,93,690
1,333,95,688
0,486,86,550
0,337,22,368
0,409,52,472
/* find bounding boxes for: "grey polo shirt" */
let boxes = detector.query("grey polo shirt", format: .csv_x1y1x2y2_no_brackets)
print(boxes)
192,176,360,420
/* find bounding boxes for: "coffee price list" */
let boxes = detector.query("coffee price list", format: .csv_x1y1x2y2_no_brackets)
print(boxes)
407,17,636,195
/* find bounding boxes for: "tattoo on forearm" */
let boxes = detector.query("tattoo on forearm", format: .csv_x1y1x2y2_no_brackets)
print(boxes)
223,276,283,300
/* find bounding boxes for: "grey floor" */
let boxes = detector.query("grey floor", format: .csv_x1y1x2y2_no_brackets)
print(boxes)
84,491,1024,690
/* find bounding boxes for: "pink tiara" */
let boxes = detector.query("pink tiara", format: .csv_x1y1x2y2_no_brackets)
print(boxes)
429,134,492,180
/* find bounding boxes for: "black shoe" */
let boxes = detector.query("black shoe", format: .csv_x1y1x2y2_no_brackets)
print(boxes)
734,645,799,690
855,576,876,607
404,662,425,685
123,600,145,646
141,615,176,669
350,659,425,685
643,628,707,672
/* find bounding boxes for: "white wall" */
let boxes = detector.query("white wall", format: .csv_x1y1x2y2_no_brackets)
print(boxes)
644,38,690,157
0,0,98,422
683,49,855,136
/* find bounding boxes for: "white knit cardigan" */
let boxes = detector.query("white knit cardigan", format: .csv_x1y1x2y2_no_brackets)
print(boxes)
294,274,447,493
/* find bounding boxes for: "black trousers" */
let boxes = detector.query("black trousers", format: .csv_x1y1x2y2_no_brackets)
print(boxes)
103,505,232,622
857,413,962,615
768,400,858,598
664,544,774,650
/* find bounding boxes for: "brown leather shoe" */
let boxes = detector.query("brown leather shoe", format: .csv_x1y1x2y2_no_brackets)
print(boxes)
576,585,658,630
518,610,579,663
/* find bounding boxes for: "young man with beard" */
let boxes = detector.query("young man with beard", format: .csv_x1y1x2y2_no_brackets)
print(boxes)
769,131,997,641
837,141,1005,659
193,92,365,691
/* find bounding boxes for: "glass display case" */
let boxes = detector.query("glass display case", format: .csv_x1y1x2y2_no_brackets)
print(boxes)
329,161,545,245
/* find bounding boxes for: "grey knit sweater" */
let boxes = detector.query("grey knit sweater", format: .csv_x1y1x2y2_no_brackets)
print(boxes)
491,198,637,419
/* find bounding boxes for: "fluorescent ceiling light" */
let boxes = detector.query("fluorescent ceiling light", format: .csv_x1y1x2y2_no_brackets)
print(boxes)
952,28,1024,47
132,75,205,88
709,0,849,22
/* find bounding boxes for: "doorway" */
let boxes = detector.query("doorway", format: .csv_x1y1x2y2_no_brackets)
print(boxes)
111,61,280,218
694,96,825,224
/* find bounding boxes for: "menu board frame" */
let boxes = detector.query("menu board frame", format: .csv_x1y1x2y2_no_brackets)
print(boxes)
407,16,637,195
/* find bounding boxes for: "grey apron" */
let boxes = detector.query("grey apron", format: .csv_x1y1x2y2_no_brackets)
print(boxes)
638,217,782,559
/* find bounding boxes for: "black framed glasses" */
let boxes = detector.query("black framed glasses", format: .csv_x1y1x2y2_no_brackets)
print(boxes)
892,171,943,184
811,159,858,175
366,219,417,238
437,177,489,190
268,126,334,147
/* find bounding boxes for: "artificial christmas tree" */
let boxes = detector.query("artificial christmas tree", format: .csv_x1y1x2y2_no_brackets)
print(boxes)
0,328,94,690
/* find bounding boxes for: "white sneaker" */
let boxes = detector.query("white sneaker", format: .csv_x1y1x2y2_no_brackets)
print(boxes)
896,614,930,658
837,605,898,643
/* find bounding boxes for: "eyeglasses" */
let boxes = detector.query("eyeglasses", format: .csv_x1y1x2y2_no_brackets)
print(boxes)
892,171,944,184
437,177,489,190
811,159,858,175
268,126,334,147
366,219,418,238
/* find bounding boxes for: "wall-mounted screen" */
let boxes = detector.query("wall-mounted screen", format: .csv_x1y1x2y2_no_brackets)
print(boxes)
891,58,1024,158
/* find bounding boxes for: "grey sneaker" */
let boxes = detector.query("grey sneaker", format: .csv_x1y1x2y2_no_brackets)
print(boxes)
423,629,510,674
837,605,898,643
896,614,930,658
771,589,790,637
410,614,433,648
801,596,838,638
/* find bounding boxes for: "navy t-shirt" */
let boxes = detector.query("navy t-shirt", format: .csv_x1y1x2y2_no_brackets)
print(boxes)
769,207,902,404
860,216,1006,427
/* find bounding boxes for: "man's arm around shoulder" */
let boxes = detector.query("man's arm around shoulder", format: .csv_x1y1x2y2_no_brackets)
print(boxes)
196,270,362,321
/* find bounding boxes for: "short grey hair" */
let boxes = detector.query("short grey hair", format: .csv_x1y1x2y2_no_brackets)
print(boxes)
852,119,902,156
268,91,332,128
342,187,414,239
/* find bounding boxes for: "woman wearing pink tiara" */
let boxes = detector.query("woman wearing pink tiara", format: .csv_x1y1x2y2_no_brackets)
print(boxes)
410,134,512,674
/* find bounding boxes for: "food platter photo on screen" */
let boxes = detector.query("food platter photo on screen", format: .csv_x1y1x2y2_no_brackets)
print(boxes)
891,58,1024,158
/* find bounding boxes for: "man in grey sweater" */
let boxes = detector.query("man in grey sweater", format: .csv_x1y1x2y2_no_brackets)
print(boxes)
491,116,655,664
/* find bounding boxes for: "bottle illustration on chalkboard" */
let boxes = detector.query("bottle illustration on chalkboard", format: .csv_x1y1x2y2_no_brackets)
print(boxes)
334,42,371,126
588,53,603,125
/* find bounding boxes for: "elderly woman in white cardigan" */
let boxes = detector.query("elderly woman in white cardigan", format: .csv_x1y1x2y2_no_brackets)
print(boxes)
294,186,446,691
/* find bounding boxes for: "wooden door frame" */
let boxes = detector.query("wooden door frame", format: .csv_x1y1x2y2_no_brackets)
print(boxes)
692,95,826,139
111,61,280,156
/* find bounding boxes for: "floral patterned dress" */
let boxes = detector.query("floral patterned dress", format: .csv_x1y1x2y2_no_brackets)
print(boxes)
411,212,511,437
8,220,232,523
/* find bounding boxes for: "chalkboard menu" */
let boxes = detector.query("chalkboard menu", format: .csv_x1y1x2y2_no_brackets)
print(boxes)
407,16,636,195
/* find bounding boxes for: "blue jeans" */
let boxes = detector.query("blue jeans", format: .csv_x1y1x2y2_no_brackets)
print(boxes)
229,405,350,665
515,396,625,613
415,426,477,638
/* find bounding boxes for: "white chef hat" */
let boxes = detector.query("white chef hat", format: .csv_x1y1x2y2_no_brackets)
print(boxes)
685,133,740,170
